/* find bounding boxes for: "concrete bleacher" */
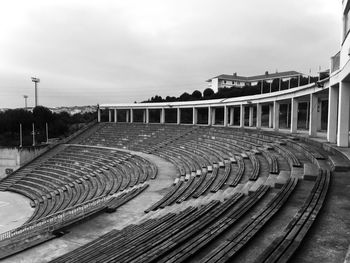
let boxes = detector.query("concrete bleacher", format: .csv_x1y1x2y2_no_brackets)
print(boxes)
0,122,349,262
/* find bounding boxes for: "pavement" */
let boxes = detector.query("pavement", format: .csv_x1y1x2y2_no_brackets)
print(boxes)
0,192,33,235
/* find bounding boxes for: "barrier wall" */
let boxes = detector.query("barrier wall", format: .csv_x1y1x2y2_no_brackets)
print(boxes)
0,145,48,179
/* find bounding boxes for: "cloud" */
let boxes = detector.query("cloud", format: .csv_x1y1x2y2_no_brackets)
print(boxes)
0,0,341,108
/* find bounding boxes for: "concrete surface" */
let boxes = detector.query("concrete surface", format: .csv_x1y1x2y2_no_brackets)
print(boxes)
0,192,33,234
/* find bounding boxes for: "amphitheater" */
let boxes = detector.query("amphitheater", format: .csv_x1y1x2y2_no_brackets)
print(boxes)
1,2,350,263
0,96,349,263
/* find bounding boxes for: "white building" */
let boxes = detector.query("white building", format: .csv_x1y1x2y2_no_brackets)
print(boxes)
328,0,350,146
207,71,303,92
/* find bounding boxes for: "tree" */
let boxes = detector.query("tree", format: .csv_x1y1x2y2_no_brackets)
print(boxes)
191,90,202,100
165,96,177,102
179,92,192,101
203,88,214,98
33,106,53,128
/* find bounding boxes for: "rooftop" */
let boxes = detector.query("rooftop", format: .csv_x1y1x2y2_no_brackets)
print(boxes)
207,70,302,82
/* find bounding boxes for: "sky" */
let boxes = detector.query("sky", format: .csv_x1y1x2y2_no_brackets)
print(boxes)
0,0,341,108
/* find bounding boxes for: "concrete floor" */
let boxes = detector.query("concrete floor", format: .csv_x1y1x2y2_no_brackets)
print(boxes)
0,192,33,234
290,170,350,263
2,150,178,263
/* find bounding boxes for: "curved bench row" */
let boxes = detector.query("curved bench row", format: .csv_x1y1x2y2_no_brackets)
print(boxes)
5,145,157,221
0,183,149,260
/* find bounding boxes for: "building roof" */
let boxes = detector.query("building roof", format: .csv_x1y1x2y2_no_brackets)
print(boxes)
207,70,302,82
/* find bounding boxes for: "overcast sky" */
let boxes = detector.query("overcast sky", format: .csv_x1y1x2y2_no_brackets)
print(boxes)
0,0,341,108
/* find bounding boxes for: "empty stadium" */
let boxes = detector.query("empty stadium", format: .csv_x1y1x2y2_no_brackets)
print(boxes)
1,1,350,263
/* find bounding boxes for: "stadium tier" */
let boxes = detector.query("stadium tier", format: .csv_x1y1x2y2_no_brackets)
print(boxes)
0,121,348,262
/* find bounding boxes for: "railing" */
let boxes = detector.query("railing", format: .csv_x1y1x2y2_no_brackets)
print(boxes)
331,51,340,73
0,195,109,242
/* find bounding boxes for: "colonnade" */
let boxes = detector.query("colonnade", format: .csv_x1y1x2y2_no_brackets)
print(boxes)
98,92,326,138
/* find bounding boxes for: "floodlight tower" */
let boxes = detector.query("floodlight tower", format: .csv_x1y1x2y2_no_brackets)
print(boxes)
23,95,28,110
31,77,40,107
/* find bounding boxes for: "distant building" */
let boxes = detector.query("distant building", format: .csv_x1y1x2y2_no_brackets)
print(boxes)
207,70,303,92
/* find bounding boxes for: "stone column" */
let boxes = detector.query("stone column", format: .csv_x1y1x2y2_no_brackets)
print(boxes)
212,108,216,125
130,108,134,123
337,81,350,147
286,103,290,128
126,110,130,123
291,98,298,133
305,102,309,129
192,107,197,125
177,108,181,125
327,85,338,143
240,105,244,128
249,107,254,127
229,107,234,126
273,101,280,131
309,94,318,137
208,107,212,126
269,104,273,128
146,108,149,123
114,109,117,123
108,109,112,122
317,100,322,130
160,108,165,124
279,78,281,91
223,106,228,126
256,103,262,129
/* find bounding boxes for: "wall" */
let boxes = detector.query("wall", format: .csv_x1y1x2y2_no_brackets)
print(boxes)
210,78,219,92
0,145,48,179
0,148,18,178
341,1,350,70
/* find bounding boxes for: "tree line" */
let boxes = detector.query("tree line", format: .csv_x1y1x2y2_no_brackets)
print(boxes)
0,106,95,147
143,76,319,103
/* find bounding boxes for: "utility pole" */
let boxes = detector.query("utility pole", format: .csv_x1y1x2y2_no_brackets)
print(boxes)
23,95,28,110
32,123,35,146
31,77,40,107
46,122,49,144
19,123,23,148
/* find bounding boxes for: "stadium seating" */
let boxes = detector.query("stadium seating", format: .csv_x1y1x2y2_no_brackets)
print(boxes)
0,122,347,262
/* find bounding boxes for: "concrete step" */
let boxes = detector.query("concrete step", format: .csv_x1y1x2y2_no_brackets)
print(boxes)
275,170,290,188
291,167,304,179
328,155,350,172
249,177,267,193
264,173,278,187
303,163,319,181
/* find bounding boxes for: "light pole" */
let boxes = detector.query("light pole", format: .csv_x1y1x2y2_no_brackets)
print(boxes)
31,77,40,107
23,95,28,110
